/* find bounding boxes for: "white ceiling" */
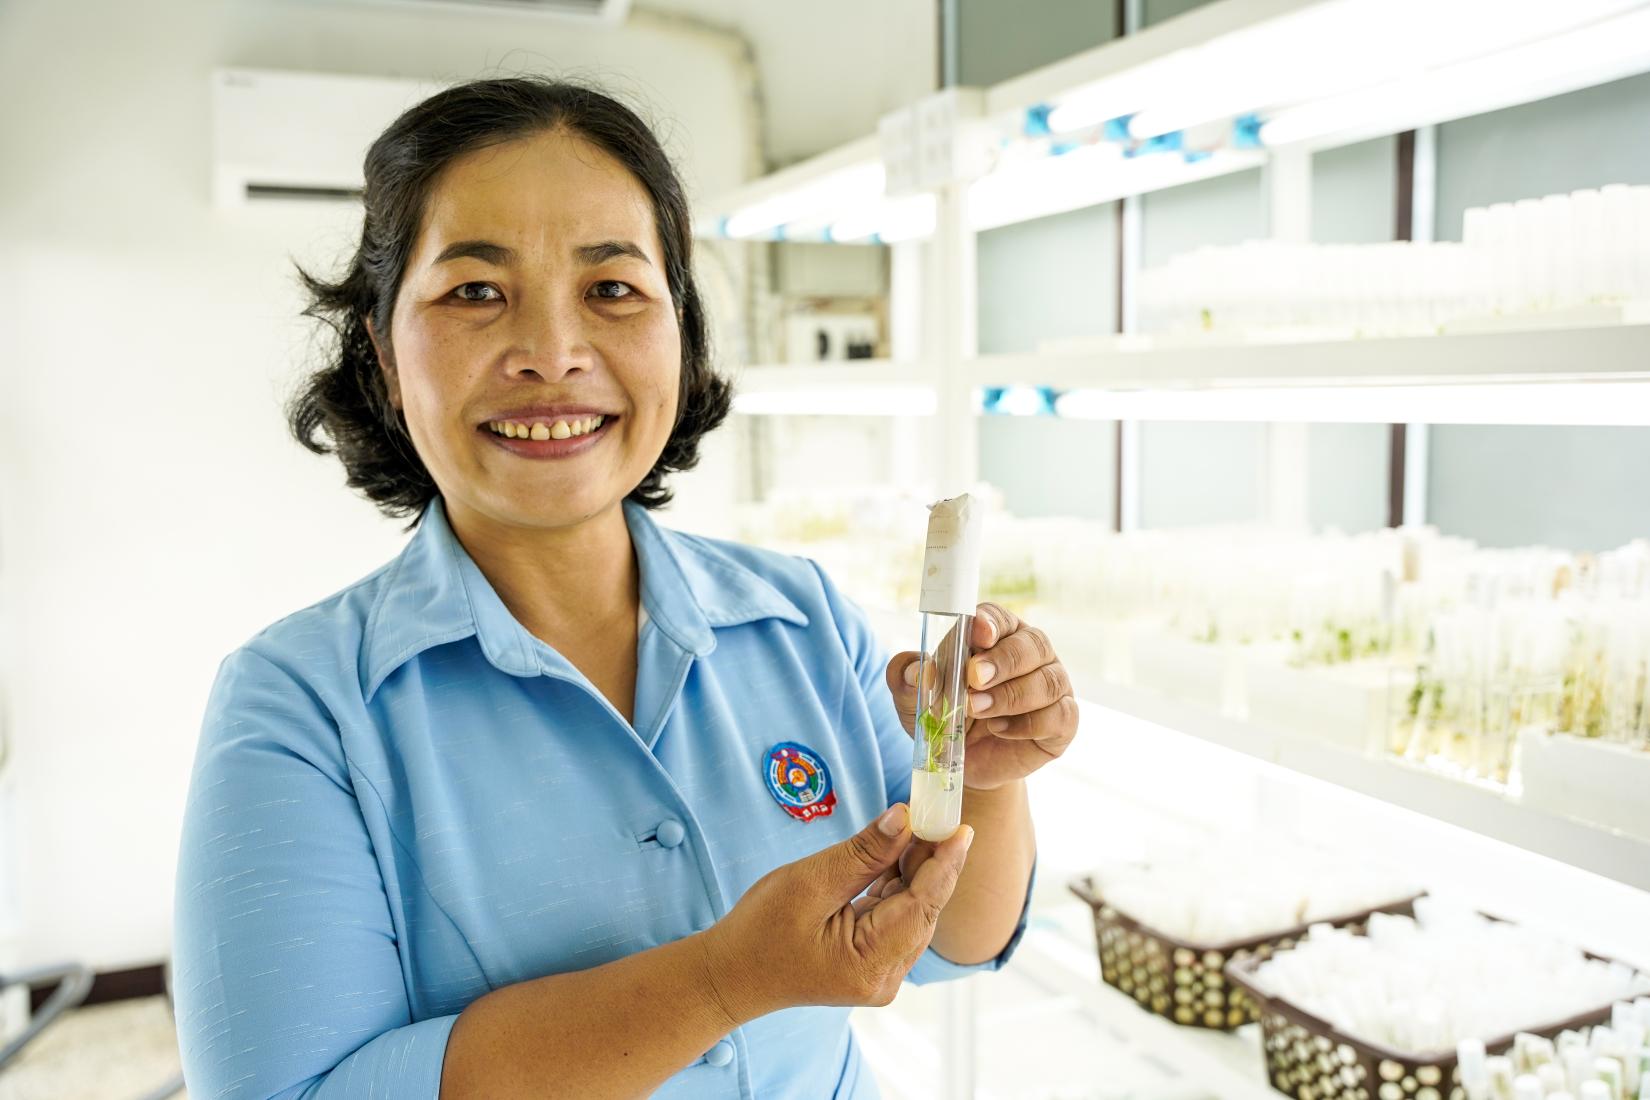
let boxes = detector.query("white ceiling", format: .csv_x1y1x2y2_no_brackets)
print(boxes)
635,0,938,166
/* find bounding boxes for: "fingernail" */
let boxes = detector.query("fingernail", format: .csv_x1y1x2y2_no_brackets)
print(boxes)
986,717,1008,734
903,660,920,687
876,804,907,836
974,659,996,687
969,691,993,715
961,826,975,851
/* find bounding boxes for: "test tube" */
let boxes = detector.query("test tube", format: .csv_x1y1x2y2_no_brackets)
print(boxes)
1598,1058,1625,1100
909,494,983,842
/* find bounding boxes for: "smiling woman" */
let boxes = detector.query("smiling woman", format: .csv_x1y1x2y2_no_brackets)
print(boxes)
173,75,1040,1100
287,79,730,525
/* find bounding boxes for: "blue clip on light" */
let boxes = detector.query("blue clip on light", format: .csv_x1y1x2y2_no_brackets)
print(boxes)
1102,114,1135,142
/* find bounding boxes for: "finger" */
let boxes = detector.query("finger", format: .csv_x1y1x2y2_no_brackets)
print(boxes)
852,894,880,916
889,826,974,925
863,826,974,950
886,651,926,733
898,837,938,883
970,603,1021,651
969,661,1073,720
806,804,910,908
880,879,908,900
968,624,1056,692
867,867,901,899
980,695,1080,746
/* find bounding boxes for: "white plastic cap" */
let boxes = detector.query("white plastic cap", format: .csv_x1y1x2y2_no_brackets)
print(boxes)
918,493,984,615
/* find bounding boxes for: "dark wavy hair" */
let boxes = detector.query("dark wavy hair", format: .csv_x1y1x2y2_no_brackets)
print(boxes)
288,76,731,524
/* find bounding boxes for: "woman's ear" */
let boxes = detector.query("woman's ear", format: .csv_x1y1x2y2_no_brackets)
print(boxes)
364,314,402,411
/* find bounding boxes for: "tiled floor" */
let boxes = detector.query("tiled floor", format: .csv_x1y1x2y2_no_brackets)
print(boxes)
0,996,186,1100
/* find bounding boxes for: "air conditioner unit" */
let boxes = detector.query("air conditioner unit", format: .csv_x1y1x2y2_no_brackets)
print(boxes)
210,67,448,208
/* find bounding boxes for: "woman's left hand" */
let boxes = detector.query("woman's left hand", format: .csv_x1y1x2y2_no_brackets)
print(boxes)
885,603,1078,792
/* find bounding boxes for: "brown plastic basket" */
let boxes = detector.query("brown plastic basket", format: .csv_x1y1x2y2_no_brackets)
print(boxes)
1226,934,1625,1100
1068,876,1421,1031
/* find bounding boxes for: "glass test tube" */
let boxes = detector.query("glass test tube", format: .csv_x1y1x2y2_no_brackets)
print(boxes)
908,493,983,843
910,609,971,842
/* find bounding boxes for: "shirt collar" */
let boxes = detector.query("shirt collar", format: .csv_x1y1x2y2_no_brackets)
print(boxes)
360,496,808,701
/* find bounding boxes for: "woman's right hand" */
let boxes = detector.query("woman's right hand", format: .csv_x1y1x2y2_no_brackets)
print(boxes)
698,804,973,1022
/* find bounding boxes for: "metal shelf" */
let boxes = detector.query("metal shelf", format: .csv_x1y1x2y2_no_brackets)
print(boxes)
1071,675,1650,894
727,325,1650,421
970,322,1650,390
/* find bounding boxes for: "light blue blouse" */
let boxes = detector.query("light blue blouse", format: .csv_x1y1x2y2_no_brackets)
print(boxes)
172,495,1034,1099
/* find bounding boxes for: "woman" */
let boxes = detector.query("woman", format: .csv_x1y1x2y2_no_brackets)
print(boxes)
173,77,1076,1099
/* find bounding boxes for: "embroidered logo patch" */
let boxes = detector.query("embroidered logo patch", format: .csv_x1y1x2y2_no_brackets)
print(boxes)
763,742,836,823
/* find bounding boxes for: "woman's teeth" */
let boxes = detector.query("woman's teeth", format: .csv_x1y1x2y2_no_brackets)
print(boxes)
486,415,606,441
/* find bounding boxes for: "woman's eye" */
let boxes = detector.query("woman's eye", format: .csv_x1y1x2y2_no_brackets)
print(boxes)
591,280,636,300
453,283,501,303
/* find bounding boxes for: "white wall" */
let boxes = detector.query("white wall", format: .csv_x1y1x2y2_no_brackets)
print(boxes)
0,0,760,971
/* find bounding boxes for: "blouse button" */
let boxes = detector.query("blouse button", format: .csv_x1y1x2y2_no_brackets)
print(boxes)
705,1039,734,1067
656,818,686,849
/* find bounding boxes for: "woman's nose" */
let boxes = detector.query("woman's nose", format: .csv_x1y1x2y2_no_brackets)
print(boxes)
506,292,596,380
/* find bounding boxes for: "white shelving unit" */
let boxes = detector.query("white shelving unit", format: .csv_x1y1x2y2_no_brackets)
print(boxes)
1069,676,1650,893
970,322,1650,389
695,0,1650,1095
730,325,1650,424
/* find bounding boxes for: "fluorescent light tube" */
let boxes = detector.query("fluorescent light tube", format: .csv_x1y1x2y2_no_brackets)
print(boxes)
733,384,938,417
723,162,886,239
828,194,937,243
1054,381,1650,426
1260,5,1650,147
967,144,1263,231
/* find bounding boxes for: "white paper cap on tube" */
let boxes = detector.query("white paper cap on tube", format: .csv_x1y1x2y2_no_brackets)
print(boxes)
918,493,983,615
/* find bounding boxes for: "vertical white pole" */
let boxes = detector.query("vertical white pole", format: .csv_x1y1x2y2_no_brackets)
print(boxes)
929,175,979,1100
1118,194,1144,533
932,180,979,498
890,238,930,492
943,975,976,1100
1117,0,1145,534
1403,424,1430,527
1412,125,1438,245
1403,126,1438,528
1265,144,1313,245
1264,146,1313,527
1266,422,1311,529
1119,198,1143,335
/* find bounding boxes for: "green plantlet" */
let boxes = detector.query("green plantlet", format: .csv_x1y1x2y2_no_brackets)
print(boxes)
1406,679,1425,720
918,700,961,772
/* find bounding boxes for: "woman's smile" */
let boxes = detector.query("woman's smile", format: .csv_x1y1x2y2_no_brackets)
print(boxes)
478,410,619,459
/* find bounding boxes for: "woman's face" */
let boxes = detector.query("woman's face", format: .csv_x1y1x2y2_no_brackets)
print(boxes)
373,127,681,533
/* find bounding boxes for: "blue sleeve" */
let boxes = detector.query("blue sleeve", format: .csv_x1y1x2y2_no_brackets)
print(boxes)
806,560,1036,986
173,647,457,1100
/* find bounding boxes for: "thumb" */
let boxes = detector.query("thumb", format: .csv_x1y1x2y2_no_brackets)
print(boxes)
805,804,910,908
